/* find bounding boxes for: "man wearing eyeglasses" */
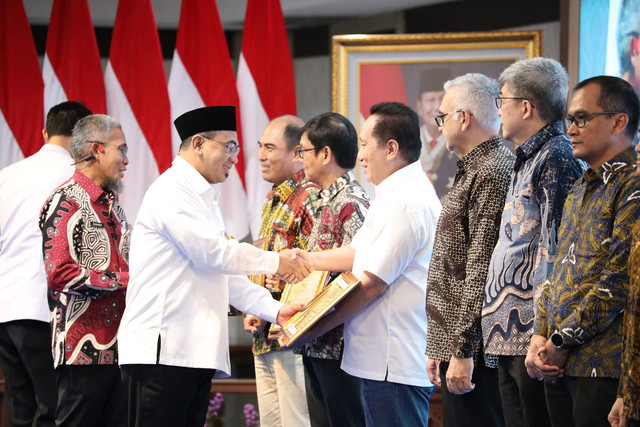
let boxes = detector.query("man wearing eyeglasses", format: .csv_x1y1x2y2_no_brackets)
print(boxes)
425,73,514,427
527,75,640,426
39,114,130,426
118,106,309,426
480,57,585,427
0,101,91,427
242,115,319,427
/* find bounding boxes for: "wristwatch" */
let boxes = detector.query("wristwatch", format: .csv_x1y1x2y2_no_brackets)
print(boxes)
550,330,566,350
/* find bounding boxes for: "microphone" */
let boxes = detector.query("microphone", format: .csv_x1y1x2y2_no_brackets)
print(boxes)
71,153,95,165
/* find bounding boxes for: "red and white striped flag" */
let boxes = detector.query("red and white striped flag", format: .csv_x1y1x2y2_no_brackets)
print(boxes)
0,0,44,169
237,0,297,238
105,0,172,223
168,0,249,239
43,0,106,117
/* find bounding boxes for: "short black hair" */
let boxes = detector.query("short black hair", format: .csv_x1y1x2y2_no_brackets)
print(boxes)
302,112,357,169
283,123,303,151
45,101,92,137
575,75,640,140
369,102,421,163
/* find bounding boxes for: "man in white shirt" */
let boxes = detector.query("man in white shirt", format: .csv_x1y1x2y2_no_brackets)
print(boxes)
0,101,91,427
294,102,442,426
118,106,309,427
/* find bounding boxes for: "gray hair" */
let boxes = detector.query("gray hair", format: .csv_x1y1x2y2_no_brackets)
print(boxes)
499,57,568,123
444,73,501,132
70,114,122,161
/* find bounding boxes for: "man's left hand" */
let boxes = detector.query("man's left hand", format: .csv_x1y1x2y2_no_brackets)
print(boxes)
445,356,475,395
276,303,305,326
541,339,569,370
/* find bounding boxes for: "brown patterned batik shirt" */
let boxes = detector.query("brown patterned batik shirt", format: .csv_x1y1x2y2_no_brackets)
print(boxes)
426,137,514,365
622,219,640,421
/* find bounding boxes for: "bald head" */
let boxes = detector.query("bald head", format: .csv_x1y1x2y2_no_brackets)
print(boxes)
267,115,305,151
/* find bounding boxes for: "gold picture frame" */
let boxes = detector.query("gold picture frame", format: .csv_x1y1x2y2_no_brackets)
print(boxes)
268,270,330,339
281,271,360,346
332,31,541,198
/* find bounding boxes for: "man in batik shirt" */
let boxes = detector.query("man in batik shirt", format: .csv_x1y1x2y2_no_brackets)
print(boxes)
244,115,319,427
39,115,129,426
425,73,514,427
296,112,370,427
528,76,640,426
481,57,585,427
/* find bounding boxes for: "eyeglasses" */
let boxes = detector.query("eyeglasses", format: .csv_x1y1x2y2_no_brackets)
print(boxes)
494,97,534,109
435,110,460,127
297,147,316,157
201,135,240,155
434,110,470,127
87,140,128,157
563,111,622,129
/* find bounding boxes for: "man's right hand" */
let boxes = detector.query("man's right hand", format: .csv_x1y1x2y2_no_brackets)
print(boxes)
525,334,563,380
276,249,312,282
426,359,441,386
243,315,265,334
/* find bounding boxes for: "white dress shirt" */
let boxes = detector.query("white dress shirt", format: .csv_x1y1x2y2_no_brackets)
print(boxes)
0,144,73,323
118,156,282,377
344,161,441,387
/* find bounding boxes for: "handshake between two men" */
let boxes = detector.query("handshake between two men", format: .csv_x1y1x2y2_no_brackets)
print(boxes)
275,248,314,284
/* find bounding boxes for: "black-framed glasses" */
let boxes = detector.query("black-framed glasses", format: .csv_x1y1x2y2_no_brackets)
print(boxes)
434,110,461,127
297,147,316,157
201,135,240,155
87,140,128,157
494,97,533,109
563,111,622,129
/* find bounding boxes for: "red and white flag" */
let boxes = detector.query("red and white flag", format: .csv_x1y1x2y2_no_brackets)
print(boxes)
105,0,172,223
168,0,249,239
237,0,297,238
43,0,106,117
0,0,44,169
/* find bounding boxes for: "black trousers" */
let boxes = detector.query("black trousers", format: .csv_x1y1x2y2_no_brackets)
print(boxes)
498,355,575,427
0,320,56,427
55,364,126,427
303,355,365,427
564,376,619,427
439,360,505,427
121,364,216,427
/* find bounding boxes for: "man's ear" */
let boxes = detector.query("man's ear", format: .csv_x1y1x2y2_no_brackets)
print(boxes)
191,134,205,154
386,139,400,160
322,146,332,166
522,100,535,120
611,113,630,136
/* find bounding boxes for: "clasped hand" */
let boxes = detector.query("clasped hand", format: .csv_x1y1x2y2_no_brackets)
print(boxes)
276,249,313,283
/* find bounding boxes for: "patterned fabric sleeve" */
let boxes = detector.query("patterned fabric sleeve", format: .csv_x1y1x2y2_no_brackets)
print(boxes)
556,179,640,347
40,191,128,297
531,143,583,300
622,224,640,419
452,167,510,358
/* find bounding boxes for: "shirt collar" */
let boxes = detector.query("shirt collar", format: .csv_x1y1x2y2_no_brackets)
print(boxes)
172,156,219,203
514,121,565,170
270,169,306,202
72,170,113,204
375,160,423,197
41,143,72,158
319,171,355,205
584,146,637,183
457,136,502,172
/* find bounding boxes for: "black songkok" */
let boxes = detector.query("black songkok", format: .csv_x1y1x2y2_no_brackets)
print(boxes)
174,106,236,141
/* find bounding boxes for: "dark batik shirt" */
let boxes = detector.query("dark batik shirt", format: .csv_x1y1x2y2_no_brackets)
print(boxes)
253,169,320,355
622,219,640,421
299,171,370,360
426,137,514,365
482,121,585,355
40,171,129,368
535,147,640,378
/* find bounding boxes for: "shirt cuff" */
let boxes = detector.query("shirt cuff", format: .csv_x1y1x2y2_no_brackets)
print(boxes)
264,251,279,275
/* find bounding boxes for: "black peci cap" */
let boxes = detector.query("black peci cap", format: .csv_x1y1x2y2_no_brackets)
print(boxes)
174,106,236,140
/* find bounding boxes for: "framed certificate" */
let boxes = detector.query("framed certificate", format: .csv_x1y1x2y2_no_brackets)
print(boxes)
280,271,360,345
268,270,330,339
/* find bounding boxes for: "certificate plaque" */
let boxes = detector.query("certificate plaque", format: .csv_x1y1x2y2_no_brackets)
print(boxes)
268,270,330,339
280,271,360,345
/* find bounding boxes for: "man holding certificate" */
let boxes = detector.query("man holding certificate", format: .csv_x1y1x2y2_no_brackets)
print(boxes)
296,112,370,427
294,102,442,426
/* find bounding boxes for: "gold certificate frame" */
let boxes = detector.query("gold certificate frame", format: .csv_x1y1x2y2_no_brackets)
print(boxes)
332,31,541,197
268,270,330,339
281,271,360,345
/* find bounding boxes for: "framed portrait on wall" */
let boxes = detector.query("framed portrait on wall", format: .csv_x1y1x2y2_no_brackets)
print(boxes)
332,31,541,199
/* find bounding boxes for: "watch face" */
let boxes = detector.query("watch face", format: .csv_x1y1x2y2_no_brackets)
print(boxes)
551,333,563,347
